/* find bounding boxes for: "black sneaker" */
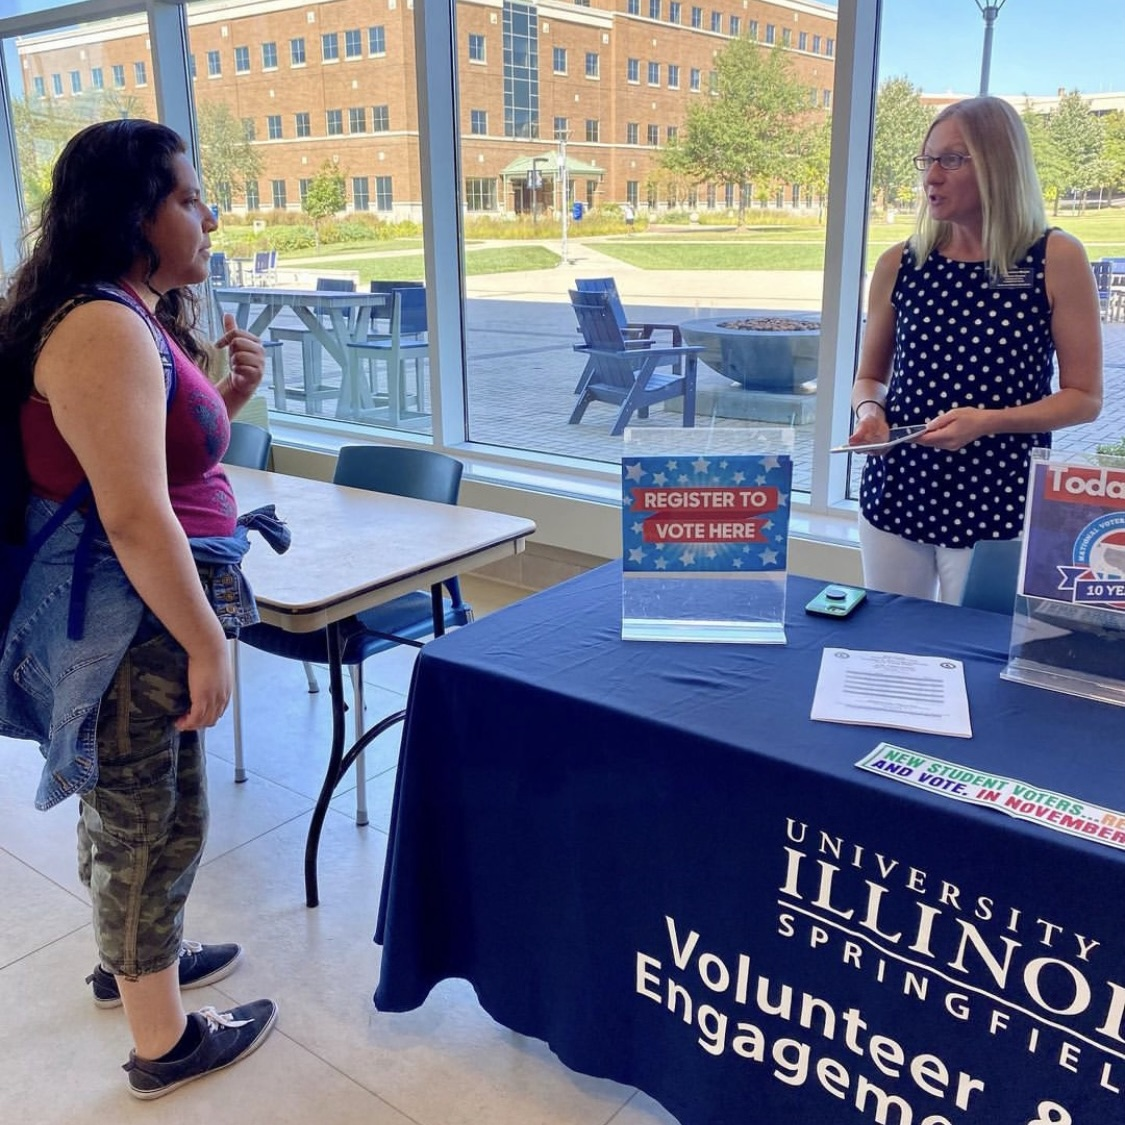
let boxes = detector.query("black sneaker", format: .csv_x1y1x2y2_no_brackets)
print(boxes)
123,1000,278,1100
87,940,243,1009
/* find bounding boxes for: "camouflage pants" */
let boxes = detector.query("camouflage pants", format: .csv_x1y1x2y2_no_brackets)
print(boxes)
76,618,208,979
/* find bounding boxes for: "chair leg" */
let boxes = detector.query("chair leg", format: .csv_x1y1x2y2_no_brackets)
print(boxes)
348,664,369,827
232,638,247,782
681,356,697,428
303,661,320,693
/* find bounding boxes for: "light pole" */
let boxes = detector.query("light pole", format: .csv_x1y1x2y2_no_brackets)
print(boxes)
975,0,1007,97
529,157,546,224
559,134,569,264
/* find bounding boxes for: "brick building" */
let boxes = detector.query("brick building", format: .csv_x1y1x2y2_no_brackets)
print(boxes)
15,0,837,220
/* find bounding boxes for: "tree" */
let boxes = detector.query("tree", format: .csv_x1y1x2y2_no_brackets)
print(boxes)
303,160,347,246
871,77,932,214
1102,110,1125,197
1048,91,1104,213
1022,104,1068,213
660,38,815,226
196,101,261,212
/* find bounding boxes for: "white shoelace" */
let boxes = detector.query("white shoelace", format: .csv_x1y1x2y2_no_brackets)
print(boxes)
197,1006,253,1033
179,939,204,958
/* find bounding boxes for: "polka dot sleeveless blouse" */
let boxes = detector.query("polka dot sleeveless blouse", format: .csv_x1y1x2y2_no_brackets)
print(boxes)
859,234,1055,548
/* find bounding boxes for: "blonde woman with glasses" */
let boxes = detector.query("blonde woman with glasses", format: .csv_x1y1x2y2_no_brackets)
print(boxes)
847,95,1103,603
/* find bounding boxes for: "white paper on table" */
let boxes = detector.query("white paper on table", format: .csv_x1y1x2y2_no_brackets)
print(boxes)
810,648,972,738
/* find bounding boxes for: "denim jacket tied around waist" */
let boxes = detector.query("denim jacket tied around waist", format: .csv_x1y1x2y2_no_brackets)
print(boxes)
0,498,289,810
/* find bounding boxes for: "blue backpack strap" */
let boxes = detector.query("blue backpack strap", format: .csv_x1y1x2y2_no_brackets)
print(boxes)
63,285,179,639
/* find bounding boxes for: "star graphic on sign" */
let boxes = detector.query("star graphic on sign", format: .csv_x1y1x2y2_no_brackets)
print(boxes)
705,547,718,559
632,521,645,534
692,457,711,475
654,556,668,569
777,491,789,507
666,460,679,471
678,474,690,485
756,475,768,486
762,455,781,472
623,494,634,509
761,547,779,565
629,547,645,564
719,460,729,470
652,471,668,486
732,557,743,568
680,550,696,567
624,462,645,482
762,519,774,533
732,471,745,484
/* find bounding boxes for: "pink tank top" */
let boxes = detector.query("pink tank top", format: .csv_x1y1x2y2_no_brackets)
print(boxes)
21,297,236,538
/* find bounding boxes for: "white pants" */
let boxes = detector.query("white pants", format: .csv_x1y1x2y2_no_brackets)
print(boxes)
858,515,973,605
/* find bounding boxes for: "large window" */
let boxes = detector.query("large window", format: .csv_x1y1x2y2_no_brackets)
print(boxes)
2,0,1121,540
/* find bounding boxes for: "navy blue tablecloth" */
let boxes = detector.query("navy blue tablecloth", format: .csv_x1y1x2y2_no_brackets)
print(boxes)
375,563,1125,1125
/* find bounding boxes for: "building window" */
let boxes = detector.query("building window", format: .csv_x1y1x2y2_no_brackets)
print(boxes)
295,112,311,137
372,105,389,132
668,2,681,23
626,180,639,206
809,86,818,106
326,109,343,135
585,119,599,143
626,122,639,145
217,182,232,211
206,50,220,77
666,125,678,142
262,42,277,69
322,33,339,62
267,114,282,139
826,38,835,57
667,64,679,89
553,116,568,140
468,33,485,62
245,180,259,210
465,178,496,211
69,70,81,93
50,73,61,95
798,31,807,51
353,177,369,211
134,61,147,85
627,58,639,82
242,118,255,141
585,52,599,78
749,20,759,40
647,124,659,146
234,46,249,73
627,0,640,13
470,108,487,135
502,1,539,139
649,0,660,17
345,29,362,58
730,16,740,36
298,179,310,205
369,26,385,54
823,89,832,109
689,67,701,91
812,34,821,53
647,61,659,86
374,176,393,211
32,75,45,97
290,37,306,65
271,180,287,209
91,67,103,90
690,5,702,27
112,64,125,88
782,28,791,46
711,11,722,33
553,46,566,74
349,106,367,133
188,54,196,78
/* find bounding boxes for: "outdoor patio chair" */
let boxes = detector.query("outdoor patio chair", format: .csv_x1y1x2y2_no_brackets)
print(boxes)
232,445,473,822
568,288,702,436
348,286,430,424
573,277,683,394
249,249,277,286
208,250,230,287
1094,260,1113,321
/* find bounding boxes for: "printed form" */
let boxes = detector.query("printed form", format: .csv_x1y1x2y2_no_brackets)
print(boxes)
811,648,972,738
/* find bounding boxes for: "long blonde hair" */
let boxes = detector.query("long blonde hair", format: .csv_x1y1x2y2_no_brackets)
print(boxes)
911,96,1046,279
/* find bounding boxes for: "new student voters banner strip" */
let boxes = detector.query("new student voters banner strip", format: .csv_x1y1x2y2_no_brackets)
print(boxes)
857,744,1125,852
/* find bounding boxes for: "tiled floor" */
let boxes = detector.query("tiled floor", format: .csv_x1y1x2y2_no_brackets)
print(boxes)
0,577,678,1125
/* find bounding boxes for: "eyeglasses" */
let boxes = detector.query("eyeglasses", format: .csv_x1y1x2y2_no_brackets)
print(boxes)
914,153,972,172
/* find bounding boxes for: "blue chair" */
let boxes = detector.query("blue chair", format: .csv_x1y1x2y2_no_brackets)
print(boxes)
959,538,1023,614
209,250,230,287
1094,260,1112,321
573,277,683,393
569,288,701,436
347,285,430,424
221,420,272,470
232,445,473,822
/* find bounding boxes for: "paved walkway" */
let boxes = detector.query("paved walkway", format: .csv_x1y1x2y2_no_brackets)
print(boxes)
268,247,1125,492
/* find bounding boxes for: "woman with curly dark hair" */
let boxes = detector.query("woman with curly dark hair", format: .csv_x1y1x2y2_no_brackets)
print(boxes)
0,118,276,1098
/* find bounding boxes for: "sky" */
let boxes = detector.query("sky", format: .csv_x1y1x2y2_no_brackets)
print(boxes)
827,0,1123,98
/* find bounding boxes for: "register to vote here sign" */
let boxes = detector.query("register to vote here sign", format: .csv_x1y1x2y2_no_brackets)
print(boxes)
621,454,792,573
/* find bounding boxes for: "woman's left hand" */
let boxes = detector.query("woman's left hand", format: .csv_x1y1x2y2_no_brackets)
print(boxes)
216,312,265,396
916,407,992,451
